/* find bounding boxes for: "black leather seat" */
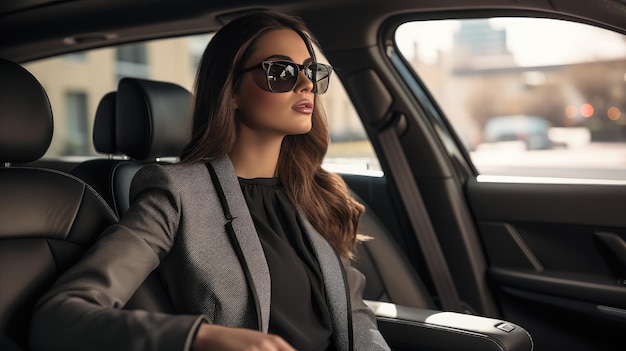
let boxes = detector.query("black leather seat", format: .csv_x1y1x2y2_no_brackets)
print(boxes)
0,58,117,350
70,91,123,211
70,77,192,216
355,202,435,309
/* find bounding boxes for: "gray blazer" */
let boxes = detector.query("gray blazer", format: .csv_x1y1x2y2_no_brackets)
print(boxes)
29,155,390,351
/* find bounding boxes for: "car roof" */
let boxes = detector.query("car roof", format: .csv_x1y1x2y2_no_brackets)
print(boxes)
1,0,626,63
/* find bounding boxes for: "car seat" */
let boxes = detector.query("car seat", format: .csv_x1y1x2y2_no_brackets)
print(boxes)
70,77,193,216
0,57,117,350
354,198,436,309
69,91,123,211
68,77,194,312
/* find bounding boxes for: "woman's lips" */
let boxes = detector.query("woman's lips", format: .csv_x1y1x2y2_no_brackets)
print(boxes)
293,99,313,114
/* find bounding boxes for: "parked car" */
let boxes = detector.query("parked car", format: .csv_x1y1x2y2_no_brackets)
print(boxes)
483,115,553,150
2,1,626,351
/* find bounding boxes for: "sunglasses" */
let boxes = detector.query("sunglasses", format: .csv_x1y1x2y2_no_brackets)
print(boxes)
240,60,333,94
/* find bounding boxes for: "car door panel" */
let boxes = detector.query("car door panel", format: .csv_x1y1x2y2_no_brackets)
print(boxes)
466,178,626,349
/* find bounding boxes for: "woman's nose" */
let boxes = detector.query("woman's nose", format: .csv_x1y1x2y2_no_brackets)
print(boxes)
294,68,314,93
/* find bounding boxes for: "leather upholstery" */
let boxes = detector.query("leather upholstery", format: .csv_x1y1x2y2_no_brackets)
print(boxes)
0,58,117,350
0,58,52,164
116,77,192,160
92,91,117,154
71,78,193,216
368,301,533,351
355,202,435,309
70,91,121,208
69,78,194,316
113,78,192,215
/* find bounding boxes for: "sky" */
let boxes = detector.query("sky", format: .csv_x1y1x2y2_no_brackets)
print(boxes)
395,17,626,67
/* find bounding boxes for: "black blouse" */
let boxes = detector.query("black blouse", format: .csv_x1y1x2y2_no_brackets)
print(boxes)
239,177,335,351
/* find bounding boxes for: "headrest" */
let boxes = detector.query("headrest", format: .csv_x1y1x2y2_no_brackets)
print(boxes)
0,58,53,163
92,91,117,154
116,78,192,160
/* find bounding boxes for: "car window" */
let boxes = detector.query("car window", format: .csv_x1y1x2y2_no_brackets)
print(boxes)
395,17,626,182
23,34,380,175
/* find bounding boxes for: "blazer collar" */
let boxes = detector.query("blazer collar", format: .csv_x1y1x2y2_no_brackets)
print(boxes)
210,155,271,333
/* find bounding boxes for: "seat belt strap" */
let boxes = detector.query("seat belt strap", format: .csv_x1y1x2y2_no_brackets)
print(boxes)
378,122,465,312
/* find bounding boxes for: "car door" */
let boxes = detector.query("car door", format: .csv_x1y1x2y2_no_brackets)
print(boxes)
326,11,626,351
388,14,626,351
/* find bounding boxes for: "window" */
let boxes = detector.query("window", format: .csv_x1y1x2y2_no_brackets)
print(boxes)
64,91,89,155
116,42,149,79
64,52,87,62
23,34,379,175
317,51,380,176
395,17,626,182
116,42,148,64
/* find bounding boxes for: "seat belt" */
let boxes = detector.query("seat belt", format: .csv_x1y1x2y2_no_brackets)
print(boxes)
377,117,465,313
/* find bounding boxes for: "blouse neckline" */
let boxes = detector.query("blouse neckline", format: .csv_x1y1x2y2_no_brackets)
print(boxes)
238,176,280,186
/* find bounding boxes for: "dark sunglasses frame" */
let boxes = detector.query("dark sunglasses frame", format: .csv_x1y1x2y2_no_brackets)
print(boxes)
239,60,333,94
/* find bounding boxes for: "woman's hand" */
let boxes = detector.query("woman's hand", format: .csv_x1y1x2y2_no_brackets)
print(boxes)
193,323,296,351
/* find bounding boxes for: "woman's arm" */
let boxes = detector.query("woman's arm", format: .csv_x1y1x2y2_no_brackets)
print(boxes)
29,164,204,351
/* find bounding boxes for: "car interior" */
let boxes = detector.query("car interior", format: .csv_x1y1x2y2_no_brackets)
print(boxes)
2,0,626,350
1,57,532,350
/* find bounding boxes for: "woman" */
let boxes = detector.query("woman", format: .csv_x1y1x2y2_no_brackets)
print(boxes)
29,10,390,351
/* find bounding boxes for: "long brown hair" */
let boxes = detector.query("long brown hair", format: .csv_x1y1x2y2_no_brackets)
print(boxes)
180,10,365,259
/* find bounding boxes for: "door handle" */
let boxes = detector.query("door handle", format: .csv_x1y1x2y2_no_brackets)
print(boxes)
594,231,626,279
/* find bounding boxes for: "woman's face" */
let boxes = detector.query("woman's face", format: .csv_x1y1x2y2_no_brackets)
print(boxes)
234,28,315,139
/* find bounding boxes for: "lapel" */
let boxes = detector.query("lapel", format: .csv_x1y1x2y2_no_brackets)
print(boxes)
209,155,271,333
297,212,351,351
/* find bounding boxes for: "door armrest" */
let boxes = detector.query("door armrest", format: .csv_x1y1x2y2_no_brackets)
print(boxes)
365,300,533,351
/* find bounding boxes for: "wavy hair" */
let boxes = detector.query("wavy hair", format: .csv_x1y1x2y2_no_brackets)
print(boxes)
180,10,365,259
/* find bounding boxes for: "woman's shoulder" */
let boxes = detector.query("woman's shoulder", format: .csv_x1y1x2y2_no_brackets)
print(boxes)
132,162,212,190
141,162,207,176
